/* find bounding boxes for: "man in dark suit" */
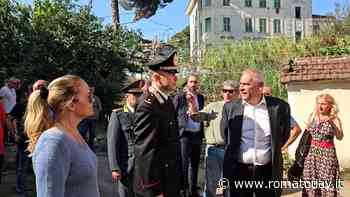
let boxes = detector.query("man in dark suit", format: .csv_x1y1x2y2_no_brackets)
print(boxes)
221,69,290,197
133,45,182,197
107,79,145,197
173,74,204,197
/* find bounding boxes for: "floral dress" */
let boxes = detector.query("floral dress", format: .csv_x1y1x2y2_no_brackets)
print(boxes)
302,118,341,197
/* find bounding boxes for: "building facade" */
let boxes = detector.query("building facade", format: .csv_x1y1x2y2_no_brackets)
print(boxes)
186,0,313,57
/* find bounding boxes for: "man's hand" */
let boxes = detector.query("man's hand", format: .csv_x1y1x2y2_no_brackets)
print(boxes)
186,92,197,112
208,110,218,121
13,133,22,143
111,171,122,182
155,193,164,197
281,145,288,153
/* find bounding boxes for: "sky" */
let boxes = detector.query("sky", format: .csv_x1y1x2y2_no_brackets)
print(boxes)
23,0,348,40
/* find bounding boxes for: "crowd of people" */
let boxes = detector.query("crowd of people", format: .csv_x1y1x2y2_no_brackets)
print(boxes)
0,45,344,197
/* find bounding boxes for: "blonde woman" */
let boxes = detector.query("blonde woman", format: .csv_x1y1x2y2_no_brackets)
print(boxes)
25,75,100,197
302,94,343,197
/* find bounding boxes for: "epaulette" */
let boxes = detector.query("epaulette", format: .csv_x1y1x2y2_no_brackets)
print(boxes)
112,108,123,112
144,93,156,105
148,87,165,104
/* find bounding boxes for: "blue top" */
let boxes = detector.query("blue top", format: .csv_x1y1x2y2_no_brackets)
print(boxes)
32,127,100,197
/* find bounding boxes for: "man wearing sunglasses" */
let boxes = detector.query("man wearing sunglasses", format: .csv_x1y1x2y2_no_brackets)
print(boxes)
133,45,182,197
107,78,145,197
197,80,239,197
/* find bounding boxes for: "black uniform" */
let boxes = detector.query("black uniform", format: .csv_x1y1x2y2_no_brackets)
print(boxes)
133,88,182,197
107,106,136,197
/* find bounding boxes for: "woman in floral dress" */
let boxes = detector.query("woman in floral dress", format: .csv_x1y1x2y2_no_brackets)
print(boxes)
302,94,344,197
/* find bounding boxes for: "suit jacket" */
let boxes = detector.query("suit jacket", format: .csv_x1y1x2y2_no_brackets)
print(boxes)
133,90,182,197
107,107,135,185
173,91,205,137
221,96,290,197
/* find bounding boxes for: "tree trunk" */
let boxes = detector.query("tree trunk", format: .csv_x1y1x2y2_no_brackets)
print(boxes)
111,0,120,29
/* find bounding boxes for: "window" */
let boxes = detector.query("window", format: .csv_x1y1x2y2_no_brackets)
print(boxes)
205,17,212,32
245,18,253,32
259,18,267,33
273,19,281,33
200,22,203,37
259,0,266,8
223,17,231,32
313,24,320,34
295,31,302,42
295,7,301,19
245,0,252,7
198,0,202,10
195,28,198,42
274,0,281,8
223,0,230,6
204,0,211,7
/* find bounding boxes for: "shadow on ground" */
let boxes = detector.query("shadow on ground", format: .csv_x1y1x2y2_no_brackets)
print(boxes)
1,128,348,197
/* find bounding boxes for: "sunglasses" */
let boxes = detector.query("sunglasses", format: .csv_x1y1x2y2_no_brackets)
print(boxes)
131,92,143,96
222,89,235,94
164,70,178,75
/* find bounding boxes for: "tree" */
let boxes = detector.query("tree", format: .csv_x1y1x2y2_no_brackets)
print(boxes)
119,0,174,21
169,26,190,66
111,0,119,29
200,36,350,102
0,0,144,114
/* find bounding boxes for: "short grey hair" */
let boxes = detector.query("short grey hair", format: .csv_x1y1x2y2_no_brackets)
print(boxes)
242,68,264,84
222,80,239,89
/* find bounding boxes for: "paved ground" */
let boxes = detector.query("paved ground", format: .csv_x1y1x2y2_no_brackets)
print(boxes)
1,143,349,197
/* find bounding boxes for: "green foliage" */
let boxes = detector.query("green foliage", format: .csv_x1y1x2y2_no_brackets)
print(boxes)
0,0,143,115
283,152,294,176
169,26,190,65
200,36,350,102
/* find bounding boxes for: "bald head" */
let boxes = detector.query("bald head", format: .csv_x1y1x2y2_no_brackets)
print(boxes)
33,80,48,91
239,69,264,105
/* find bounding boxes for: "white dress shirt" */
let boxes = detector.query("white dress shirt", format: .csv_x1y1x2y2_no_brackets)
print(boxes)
185,94,201,132
0,85,16,113
239,97,272,165
126,103,135,113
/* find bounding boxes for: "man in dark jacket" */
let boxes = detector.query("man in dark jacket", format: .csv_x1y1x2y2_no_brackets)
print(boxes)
173,74,204,197
221,69,290,197
107,79,145,197
133,45,182,197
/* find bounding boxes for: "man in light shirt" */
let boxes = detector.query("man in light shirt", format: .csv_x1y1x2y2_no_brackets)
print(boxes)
221,69,290,197
0,77,20,114
262,85,302,152
0,77,20,144
200,80,239,197
173,74,205,197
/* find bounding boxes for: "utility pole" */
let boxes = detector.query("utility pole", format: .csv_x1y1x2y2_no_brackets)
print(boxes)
88,0,92,13
111,0,120,29
88,0,92,8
